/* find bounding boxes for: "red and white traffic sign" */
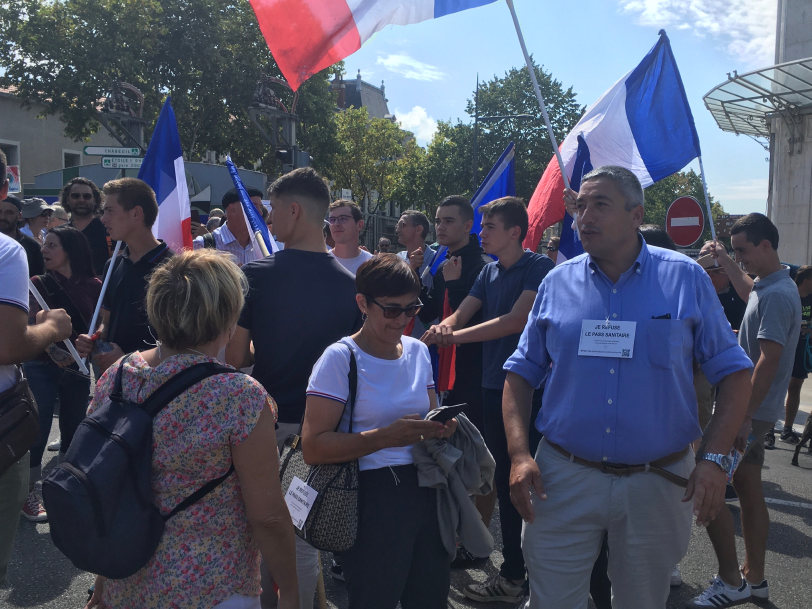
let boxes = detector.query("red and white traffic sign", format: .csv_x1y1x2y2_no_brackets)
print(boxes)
666,196,705,247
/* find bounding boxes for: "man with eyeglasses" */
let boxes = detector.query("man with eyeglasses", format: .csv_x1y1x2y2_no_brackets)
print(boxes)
0,195,45,276
61,177,112,276
328,199,373,274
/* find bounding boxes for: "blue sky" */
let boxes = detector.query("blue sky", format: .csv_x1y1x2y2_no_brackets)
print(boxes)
340,0,776,216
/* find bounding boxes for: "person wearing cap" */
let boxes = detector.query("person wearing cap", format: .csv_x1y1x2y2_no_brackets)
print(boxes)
0,195,45,276
21,198,52,245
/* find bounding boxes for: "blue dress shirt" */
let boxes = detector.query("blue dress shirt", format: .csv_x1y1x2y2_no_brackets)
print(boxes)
504,239,752,464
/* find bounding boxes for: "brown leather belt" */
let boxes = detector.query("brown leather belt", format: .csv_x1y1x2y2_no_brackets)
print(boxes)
547,441,690,488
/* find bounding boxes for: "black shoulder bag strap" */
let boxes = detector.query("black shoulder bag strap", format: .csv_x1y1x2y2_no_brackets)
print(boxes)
336,346,358,434
109,357,242,520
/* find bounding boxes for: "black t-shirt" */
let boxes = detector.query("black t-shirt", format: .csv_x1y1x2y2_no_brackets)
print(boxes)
102,241,174,354
15,230,45,277
239,249,363,424
717,282,747,332
73,217,113,277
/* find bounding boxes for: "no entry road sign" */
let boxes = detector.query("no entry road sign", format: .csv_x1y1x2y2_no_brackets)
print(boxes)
666,196,705,247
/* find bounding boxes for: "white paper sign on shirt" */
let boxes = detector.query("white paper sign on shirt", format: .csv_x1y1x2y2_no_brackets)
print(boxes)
578,320,637,359
284,476,318,530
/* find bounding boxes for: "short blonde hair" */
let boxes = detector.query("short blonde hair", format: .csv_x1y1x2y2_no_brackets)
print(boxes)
146,250,247,350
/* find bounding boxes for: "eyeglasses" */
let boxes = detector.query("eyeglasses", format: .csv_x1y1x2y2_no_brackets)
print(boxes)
69,192,94,200
327,215,356,226
547,247,558,252
366,297,423,319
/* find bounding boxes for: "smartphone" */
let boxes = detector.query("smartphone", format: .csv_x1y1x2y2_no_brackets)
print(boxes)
427,403,467,424
191,209,201,224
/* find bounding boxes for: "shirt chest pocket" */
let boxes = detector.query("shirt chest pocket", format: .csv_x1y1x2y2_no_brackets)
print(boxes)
645,319,685,368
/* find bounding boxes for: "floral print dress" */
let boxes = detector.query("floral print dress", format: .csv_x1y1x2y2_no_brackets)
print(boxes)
88,352,277,609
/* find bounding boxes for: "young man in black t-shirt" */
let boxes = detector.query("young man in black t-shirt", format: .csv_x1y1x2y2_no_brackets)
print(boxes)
226,168,362,609
61,177,113,277
75,178,172,373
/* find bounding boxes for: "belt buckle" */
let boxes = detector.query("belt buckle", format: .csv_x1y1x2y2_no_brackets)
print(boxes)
600,462,629,476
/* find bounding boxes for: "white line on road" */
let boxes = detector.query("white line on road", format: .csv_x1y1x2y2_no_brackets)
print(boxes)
765,498,812,510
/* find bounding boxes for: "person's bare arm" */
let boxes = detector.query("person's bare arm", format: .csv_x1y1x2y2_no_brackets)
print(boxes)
683,368,751,526
451,290,537,345
711,241,753,302
225,326,254,369
421,295,482,347
503,371,545,524
232,405,299,609
0,305,72,365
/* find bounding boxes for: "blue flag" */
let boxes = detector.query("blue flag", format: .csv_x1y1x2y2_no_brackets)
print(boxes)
225,157,278,256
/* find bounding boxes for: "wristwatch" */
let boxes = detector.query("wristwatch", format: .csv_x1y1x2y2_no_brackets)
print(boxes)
698,452,733,473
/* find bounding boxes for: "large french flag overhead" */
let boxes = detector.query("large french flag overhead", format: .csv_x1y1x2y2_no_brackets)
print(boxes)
138,97,192,252
523,30,701,257
250,0,497,90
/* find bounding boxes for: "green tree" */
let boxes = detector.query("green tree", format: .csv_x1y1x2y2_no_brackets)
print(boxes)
643,169,725,245
0,0,339,174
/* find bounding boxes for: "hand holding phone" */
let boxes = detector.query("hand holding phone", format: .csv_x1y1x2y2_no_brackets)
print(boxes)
426,403,466,424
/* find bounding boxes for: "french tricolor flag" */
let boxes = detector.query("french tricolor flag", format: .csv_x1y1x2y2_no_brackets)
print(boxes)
250,0,497,90
138,97,192,253
524,30,702,258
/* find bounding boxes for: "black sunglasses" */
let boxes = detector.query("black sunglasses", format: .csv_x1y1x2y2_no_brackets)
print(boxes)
366,297,423,319
547,247,558,252
69,192,94,200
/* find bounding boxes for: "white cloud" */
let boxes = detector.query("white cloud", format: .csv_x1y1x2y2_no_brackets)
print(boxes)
397,106,438,144
376,53,445,81
620,0,776,66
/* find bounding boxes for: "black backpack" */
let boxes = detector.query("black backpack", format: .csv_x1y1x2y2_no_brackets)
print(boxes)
42,356,239,579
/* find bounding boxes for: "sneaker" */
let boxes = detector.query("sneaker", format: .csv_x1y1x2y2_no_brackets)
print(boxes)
741,568,769,599
21,490,48,522
780,429,800,444
671,566,683,587
330,558,344,582
725,484,738,502
47,438,61,451
463,573,528,603
687,576,750,608
764,431,776,450
450,544,489,569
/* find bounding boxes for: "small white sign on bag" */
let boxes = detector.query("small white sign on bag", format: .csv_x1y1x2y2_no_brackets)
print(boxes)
285,476,318,530
578,320,637,359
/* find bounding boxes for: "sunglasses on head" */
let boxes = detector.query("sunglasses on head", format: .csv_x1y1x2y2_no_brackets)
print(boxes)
69,192,94,200
366,297,423,319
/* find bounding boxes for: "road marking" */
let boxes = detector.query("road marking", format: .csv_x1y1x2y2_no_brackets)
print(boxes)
765,498,812,510
671,217,700,227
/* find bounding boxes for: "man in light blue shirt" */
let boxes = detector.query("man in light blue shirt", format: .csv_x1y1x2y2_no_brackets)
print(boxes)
502,166,753,608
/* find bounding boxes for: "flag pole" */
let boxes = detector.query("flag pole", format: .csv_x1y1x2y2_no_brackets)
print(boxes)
28,279,90,376
697,156,717,243
84,240,122,365
505,0,570,190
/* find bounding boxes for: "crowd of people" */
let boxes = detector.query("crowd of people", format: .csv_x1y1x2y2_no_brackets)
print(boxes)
0,146,810,609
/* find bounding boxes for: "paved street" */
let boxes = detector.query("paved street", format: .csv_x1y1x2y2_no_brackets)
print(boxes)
2,400,811,609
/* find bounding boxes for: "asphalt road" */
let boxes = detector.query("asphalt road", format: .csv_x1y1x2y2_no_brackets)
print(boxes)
2,402,811,609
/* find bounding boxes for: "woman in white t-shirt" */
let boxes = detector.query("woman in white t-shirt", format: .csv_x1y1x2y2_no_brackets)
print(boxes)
303,254,457,609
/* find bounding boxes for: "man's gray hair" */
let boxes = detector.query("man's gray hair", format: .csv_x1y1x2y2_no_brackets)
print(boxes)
581,166,644,211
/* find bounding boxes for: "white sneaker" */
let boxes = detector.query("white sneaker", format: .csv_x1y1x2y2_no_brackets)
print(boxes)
687,576,750,608
671,566,683,587
741,569,769,599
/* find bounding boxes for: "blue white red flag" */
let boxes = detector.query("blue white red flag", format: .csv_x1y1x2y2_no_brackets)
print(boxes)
524,30,701,259
430,142,515,275
225,157,279,259
138,97,192,252
250,0,497,90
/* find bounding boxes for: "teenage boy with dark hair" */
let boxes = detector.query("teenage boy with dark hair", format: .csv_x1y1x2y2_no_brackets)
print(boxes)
226,167,362,609
418,195,493,566
423,197,554,601
61,177,112,276
690,213,800,608
75,178,173,373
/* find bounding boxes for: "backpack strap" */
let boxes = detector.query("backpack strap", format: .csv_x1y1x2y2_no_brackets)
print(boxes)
203,232,216,249
164,463,235,521
140,362,238,418
110,353,136,401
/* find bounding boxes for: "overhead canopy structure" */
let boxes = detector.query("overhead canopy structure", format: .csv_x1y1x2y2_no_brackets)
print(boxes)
703,57,812,138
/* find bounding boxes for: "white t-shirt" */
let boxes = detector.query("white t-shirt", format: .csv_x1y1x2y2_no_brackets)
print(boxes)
330,249,373,275
307,337,436,471
0,233,31,392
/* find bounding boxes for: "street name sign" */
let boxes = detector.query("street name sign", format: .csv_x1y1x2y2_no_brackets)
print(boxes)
84,146,140,157
666,196,705,247
102,157,144,169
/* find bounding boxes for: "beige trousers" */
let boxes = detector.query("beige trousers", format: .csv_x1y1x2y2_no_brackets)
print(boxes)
521,439,694,609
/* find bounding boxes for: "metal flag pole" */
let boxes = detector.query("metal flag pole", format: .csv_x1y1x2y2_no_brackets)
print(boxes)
505,0,571,191
84,240,123,365
28,279,90,376
697,156,718,243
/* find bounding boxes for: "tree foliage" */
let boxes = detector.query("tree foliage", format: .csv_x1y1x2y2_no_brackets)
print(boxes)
0,0,338,174
643,169,726,246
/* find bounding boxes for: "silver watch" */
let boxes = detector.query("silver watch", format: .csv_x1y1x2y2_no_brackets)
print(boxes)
698,452,733,473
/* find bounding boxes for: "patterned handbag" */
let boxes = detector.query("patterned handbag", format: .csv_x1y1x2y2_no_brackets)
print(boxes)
279,346,360,553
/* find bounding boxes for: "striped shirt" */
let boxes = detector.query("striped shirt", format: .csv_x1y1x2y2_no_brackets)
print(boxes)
193,223,256,266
